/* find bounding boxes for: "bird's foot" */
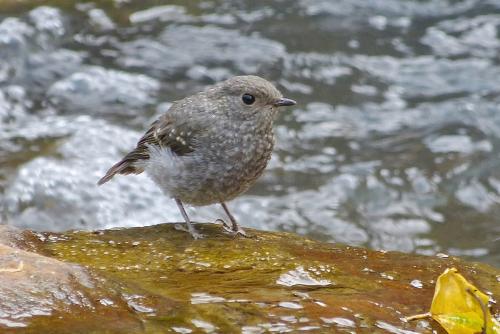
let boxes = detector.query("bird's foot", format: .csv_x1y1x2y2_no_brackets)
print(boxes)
174,223,204,239
216,219,251,238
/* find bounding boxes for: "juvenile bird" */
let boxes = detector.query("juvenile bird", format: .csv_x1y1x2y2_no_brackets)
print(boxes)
98,75,296,238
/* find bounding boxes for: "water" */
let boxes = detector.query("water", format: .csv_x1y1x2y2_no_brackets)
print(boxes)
0,0,499,266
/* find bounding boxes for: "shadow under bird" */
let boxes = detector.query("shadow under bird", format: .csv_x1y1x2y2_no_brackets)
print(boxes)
98,75,296,238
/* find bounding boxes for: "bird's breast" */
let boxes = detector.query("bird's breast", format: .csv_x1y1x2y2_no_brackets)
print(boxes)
175,122,275,204
218,129,274,187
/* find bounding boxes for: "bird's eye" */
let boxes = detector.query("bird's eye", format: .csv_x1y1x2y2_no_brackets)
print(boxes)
242,93,255,105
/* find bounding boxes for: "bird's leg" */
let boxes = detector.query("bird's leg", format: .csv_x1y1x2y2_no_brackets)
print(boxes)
174,198,203,239
220,202,248,237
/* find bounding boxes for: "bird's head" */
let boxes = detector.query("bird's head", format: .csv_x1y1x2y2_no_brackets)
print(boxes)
208,75,296,124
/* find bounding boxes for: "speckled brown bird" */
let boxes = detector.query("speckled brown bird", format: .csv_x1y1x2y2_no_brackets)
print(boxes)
98,75,296,238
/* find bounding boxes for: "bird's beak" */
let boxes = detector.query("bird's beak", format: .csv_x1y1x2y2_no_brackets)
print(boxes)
274,97,296,107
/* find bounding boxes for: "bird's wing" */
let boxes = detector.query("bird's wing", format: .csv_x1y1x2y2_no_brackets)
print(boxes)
97,113,197,185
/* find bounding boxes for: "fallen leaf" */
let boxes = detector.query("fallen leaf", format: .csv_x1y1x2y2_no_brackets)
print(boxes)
407,268,500,334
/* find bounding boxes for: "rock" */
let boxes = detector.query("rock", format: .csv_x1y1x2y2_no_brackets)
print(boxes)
0,223,498,333
0,225,172,333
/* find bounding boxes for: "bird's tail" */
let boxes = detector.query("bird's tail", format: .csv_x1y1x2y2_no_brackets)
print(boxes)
97,156,144,185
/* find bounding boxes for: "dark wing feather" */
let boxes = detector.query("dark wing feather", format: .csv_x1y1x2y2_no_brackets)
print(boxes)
97,115,195,185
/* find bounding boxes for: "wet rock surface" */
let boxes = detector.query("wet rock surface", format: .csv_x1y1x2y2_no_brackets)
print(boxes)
0,226,145,332
0,223,498,333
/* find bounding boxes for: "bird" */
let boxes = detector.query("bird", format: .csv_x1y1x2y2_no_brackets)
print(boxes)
97,75,296,239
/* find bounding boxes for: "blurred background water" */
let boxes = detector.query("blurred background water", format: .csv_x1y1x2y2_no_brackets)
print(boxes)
0,0,499,266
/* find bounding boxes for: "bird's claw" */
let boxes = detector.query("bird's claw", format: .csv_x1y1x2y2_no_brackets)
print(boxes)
216,219,251,238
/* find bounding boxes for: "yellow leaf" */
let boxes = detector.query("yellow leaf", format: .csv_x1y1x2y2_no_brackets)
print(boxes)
429,268,500,334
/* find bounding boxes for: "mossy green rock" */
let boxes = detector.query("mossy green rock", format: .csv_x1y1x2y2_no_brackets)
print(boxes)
0,223,498,333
